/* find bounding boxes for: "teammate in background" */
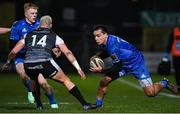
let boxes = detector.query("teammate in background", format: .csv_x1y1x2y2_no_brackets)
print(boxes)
3,15,96,110
8,3,58,108
90,25,178,108
0,27,11,34
163,27,180,91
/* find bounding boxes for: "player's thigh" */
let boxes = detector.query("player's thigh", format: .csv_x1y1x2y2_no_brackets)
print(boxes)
52,69,70,83
104,71,120,84
24,63,39,80
15,63,27,79
38,73,49,85
138,78,155,96
138,78,153,88
41,59,69,82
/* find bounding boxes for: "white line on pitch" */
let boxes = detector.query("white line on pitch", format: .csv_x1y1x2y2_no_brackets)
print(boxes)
118,78,180,99
7,102,71,105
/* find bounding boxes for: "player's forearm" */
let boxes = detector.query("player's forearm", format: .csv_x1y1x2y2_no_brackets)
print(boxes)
0,27,11,34
101,62,122,74
65,51,81,70
7,51,16,64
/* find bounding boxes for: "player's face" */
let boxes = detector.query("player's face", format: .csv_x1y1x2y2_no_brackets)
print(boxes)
93,29,107,45
25,8,38,24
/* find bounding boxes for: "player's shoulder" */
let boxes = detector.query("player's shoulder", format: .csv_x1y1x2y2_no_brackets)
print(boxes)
35,19,40,25
12,19,26,28
108,34,119,44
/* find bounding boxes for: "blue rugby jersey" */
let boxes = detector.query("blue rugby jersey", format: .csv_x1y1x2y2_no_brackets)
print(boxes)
9,19,40,55
100,35,144,72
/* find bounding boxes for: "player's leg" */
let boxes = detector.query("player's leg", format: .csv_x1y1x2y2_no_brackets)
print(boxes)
32,79,43,109
24,63,43,109
41,59,95,110
140,77,178,96
38,74,58,109
138,78,160,96
95,71,120,108
95,76,112,107
15,59,34,103
52,70,96,110
136,64,178,96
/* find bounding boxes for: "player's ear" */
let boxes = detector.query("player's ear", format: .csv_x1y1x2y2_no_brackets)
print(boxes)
24,12,27,17
50,24,52,29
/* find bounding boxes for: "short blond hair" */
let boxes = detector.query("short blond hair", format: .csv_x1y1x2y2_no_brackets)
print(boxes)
24,3,38,12
40,15,52,28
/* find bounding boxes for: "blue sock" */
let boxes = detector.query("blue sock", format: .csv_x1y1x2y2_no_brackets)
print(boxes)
24,79,32,92
160,80,168,88
46,93,57,104
96,98,103,107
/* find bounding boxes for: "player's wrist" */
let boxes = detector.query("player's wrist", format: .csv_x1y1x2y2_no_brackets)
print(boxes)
72,60,81,71
7,60,11,64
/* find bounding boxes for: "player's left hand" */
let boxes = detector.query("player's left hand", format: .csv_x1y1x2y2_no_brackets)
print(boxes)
77,70,86,80
89,62,103,73
1,62,11,71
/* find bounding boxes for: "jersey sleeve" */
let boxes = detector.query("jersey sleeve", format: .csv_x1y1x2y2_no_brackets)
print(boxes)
9,23,20,41
55,35,64,46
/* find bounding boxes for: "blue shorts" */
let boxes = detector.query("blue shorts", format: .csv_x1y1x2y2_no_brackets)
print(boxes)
130,62,150,80
14,58,24,65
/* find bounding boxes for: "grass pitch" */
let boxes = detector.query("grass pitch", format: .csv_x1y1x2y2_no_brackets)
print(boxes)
0,73,180,113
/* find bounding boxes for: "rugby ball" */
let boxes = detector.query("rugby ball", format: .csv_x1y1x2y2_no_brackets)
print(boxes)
90,56,104,69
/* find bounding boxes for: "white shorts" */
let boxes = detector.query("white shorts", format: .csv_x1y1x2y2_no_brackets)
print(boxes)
138,78,153,88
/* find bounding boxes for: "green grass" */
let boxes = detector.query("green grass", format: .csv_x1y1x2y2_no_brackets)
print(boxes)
0,73,180,113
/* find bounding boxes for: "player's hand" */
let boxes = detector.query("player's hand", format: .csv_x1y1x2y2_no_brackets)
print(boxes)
1,62,11,71
89,62,103,73
52,47,61,58
77,69,86,80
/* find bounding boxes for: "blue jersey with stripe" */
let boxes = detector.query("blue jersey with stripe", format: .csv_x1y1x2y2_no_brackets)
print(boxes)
100,35,150,79
10,19,40,54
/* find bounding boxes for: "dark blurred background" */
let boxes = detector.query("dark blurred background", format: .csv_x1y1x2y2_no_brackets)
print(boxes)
1,0,180,72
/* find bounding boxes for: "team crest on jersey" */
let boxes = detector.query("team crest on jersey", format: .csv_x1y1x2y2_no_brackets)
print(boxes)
22,28,27,32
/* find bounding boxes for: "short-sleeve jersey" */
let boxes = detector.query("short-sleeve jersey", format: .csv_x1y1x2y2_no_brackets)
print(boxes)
9,19,40,57
100,35,144,72
24,28,64,63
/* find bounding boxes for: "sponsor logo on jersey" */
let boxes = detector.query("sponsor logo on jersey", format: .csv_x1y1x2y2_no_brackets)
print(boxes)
111,54,119,62
22,28,27,33
140,74,146,79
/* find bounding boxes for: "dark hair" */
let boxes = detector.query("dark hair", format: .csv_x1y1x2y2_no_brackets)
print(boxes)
93,25,109,34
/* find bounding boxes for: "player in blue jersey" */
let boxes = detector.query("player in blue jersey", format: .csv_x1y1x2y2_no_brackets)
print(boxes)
9,3,58,108
90,25,178,108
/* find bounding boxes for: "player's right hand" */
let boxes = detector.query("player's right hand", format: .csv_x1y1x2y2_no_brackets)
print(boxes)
52,47,61,58
1,62,11,71
77,70,86,80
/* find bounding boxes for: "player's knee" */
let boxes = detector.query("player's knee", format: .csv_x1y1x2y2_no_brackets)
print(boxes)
144,88,156,97
100,77,111,87
18,71,29,80
40,82,51,90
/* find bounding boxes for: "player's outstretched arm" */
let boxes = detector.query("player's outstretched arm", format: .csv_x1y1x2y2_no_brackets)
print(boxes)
0,27,11,34
58,43,86,80
1,39,25,70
